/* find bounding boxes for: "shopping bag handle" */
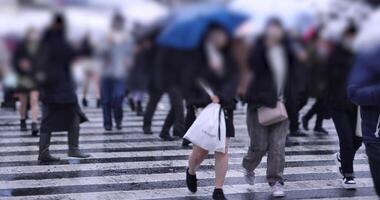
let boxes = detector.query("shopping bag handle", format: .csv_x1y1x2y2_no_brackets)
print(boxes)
218,107,222,141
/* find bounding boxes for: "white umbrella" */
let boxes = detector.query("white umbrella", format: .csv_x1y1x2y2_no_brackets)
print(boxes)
229,0,317,36
355,8,380,51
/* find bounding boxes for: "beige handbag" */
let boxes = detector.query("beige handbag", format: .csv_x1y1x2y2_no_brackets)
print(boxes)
258,101,288,126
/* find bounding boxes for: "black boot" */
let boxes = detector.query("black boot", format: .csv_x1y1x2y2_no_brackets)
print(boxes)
96,99,101,108
128,98,135,111
143,126,153,135
82,98,88,107
186,168,197,193
136,101,144,116
20,119,27,131
31,122,39,136
68,148,90,158
212,188,227,200
38,132,60,163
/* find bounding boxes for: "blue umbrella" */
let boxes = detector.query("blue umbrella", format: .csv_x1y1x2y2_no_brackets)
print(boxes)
157,5,248,50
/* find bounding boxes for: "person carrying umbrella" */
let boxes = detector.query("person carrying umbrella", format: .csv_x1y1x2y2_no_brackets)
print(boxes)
157,7,247,200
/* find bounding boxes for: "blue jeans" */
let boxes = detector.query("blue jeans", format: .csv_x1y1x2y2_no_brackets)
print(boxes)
101,77,125,129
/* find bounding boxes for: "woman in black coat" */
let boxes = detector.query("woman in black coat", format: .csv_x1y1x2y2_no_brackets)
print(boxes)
12,28,40,135
36,14,89,163
327,25,362,189
185,25,239,200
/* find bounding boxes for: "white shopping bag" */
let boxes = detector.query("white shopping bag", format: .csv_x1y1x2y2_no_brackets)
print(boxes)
184,103,226,153
355,107,362,137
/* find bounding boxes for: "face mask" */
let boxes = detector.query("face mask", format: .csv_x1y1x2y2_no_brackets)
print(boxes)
112,31,124,44
266,26,284,41
343,38,354,51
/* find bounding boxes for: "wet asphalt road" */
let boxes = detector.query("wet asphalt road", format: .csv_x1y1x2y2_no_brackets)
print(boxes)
0,98,378,200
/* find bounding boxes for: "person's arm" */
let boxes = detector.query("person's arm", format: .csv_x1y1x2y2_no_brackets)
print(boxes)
348,53,380,106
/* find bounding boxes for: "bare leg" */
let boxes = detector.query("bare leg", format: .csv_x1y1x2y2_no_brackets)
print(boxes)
93,74,101,100
215,138,229,189
82,75,90,99
18,93,28,120
29,91,39,123
188,145,209,175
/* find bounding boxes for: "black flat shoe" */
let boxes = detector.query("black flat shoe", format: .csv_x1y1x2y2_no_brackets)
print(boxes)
159,133,175,141
20,119,27,131
38,154,61,163
68,149,90,158
31,122,39,137
186,168,197,193
212,188,227,200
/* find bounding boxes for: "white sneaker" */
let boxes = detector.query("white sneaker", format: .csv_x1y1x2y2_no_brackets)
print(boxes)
244,170,255,185
334,152,343,177
271,182,285,198
342,177,357,190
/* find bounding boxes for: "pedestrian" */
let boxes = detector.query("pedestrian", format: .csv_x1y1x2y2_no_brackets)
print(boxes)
12,28,40,136
242,18,298,198
99,13,134,131
348,45,380,197
36,14,90,163
185,25,239,200
127,38,152,116
78,33,100,108
326,24,362,189
302,30,330,134
153,47,187,141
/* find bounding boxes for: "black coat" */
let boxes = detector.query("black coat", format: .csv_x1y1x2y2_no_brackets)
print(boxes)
183,49,239,110
37,29,77,104
245,37,299,109
327,44,355,110
127,47,155,91
12,39,39,92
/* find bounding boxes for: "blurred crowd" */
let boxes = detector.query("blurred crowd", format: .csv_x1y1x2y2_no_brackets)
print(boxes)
0,1,380,199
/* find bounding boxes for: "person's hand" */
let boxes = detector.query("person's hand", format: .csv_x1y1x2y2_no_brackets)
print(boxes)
211,95,220,103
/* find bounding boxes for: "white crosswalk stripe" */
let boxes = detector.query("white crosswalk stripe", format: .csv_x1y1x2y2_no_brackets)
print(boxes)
0,100,378,200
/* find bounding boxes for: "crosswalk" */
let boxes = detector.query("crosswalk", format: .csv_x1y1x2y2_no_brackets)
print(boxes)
0,99,378,200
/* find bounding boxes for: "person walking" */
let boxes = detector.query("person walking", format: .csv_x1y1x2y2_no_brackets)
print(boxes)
348,44,380,197
302,31,330,134
36,14,90,163
12,28,40,136
242,18,298,198
78,33,100,108
185,25,239,200
100,14,134,131
326,25,362,189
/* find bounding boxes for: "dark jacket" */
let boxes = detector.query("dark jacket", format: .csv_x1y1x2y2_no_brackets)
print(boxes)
37,29,77,103
184,48,239,110
12,39,39,91
327,44,356,110
245,37,298,109
127,46,155,91
348,48,380,144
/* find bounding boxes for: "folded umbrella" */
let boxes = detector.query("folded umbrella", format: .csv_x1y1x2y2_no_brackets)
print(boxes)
157,6,248,50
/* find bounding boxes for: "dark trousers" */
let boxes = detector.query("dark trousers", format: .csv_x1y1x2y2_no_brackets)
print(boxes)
101,77,125,129
288,99,300,133
143,87,184,136
143,88,163,132
39,115,80,157
331,107,362,177
365,143,380,196
166,87,185,137
303,99,325,129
